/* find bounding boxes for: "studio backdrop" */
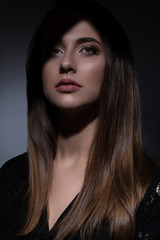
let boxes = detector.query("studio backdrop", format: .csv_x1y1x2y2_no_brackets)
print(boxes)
0,0,160,166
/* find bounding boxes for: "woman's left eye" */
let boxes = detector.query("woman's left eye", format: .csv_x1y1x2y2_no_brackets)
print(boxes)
80,46,98,56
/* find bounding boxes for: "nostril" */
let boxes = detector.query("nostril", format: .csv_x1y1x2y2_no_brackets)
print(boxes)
59,67,74,74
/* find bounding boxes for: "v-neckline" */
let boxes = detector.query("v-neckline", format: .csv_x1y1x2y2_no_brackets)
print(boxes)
46,193,78,232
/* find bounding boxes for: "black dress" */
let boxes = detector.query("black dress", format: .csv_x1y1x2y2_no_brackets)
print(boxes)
1,153,160,240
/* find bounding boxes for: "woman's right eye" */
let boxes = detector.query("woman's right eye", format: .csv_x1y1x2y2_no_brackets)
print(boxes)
51,47,63,56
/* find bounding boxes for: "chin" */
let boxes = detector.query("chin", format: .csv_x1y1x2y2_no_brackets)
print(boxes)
53,100,99,115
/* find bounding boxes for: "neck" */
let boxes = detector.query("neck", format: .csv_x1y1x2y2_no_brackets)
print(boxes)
55,106,98,165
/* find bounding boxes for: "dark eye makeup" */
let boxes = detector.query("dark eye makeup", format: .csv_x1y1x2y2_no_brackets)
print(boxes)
50,43,100,57
80,46,99,56
51,46,63,56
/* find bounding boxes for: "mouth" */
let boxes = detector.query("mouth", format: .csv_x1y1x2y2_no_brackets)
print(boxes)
55,79,82,92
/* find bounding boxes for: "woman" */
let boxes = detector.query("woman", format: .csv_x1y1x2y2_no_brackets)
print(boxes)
0,0,160,239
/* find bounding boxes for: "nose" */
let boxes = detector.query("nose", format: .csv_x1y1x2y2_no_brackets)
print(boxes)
59,51,76,74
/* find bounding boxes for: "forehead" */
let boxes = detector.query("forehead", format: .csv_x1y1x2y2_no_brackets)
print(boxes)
59,20,102,43
42,12,103,43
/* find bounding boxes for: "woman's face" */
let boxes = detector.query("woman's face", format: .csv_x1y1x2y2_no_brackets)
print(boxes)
42,19,105,110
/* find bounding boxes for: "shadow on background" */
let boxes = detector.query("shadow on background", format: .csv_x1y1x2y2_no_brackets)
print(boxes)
0,0,159,166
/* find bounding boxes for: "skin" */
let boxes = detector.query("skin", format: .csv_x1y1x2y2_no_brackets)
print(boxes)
42,20,105,111
42,20,105,230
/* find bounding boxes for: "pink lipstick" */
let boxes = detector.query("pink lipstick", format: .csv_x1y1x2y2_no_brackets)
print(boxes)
55,79,82,92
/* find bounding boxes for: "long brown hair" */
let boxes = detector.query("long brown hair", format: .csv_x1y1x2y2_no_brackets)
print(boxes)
21,1,154,239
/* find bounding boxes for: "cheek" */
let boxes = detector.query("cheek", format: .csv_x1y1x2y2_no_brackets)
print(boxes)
81,59,105,86
42,61,56,83
42,61,59,92
42,63,55,100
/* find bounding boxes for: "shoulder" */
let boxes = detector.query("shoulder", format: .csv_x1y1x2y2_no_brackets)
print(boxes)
136,163,160,239
0,153,29,197
0,153,29,238
0,152,29,179
1,152,28,171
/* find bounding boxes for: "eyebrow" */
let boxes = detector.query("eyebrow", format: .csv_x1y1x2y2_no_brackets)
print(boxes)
76,37,102,47
52,37,103,48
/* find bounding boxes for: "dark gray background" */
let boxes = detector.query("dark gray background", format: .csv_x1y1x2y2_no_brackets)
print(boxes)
0,0,160,167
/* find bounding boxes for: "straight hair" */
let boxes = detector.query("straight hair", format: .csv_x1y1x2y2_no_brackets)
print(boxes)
20,1,154,239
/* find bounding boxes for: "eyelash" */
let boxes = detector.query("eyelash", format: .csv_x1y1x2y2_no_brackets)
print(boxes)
80,46,99,56
50,45,99,56
51,47,63,56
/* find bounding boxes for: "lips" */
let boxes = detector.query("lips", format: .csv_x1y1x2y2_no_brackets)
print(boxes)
55,79,82,92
